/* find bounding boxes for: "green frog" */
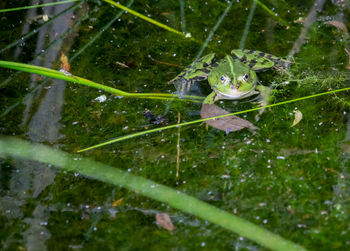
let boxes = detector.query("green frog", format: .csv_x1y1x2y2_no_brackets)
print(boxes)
169,49,288,132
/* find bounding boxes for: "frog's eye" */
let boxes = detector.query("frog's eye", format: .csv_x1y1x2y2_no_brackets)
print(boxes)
220,75,229,83
243,74,249,82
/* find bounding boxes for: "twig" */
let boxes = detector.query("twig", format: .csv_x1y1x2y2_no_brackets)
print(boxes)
176,112,181,178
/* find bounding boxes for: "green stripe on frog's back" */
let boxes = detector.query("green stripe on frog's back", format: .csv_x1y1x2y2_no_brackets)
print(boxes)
226,55,235,78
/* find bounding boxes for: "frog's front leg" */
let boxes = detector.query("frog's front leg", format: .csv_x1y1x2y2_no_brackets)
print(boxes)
202,91,218,104
256,85,272,107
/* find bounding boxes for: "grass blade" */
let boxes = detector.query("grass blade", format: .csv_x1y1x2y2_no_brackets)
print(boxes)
78,86,350,152
0,137,306,251
0,0,81,13
0,60,203,102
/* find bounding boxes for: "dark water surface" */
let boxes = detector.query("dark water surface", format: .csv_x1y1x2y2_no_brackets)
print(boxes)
1,0,350,250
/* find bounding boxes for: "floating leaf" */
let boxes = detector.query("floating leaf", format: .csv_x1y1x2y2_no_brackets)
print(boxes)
112,198,123,207
200,104,258,132
60,52,70,72
291,110,303,127
156,213,174,231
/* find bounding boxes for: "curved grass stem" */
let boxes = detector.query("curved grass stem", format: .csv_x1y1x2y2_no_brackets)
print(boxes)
0,60,203,102
78,86,350,152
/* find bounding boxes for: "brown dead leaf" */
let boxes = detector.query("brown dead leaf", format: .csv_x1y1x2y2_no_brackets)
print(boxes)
156,212,174,231
112,198,123,207
60,52,70,71
200,104,258,133
325,21,348,34
291,110,303,127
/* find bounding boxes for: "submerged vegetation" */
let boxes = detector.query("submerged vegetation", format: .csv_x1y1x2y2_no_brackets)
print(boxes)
1,0,350,250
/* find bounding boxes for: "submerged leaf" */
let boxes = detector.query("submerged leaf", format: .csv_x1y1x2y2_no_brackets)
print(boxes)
200,104,258,132
156,213,174,231
291,110,303,127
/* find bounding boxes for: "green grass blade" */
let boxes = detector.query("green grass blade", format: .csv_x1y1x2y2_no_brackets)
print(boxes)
70,0,134,61
0,60,203,102
102,0,184,36
0,0,81,13
78,86,350,152
0,137,306,251
256,0,289,26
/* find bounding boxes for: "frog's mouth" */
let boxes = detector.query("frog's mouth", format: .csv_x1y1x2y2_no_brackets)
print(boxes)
213,83,257,100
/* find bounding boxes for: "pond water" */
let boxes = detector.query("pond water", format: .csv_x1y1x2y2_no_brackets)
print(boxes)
1,0,350,250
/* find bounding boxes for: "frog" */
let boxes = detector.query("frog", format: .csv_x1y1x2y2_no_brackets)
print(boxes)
169,49,289,132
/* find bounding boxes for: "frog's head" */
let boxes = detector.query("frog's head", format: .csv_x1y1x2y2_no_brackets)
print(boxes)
208,55,257,99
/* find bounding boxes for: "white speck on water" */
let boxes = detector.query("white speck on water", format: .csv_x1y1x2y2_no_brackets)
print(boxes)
95,95,107,102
